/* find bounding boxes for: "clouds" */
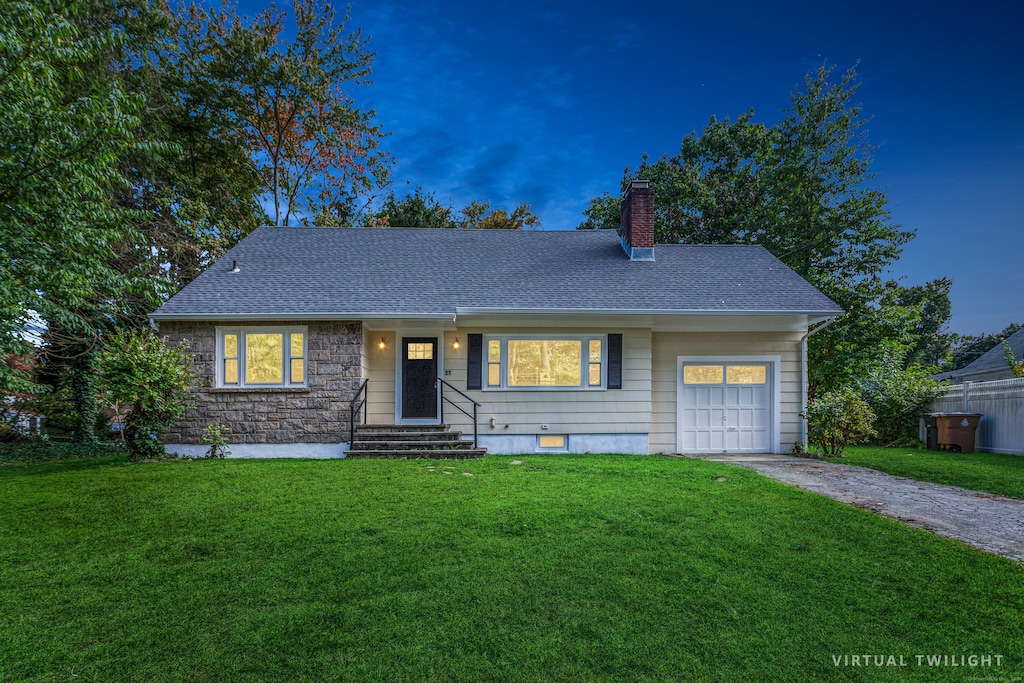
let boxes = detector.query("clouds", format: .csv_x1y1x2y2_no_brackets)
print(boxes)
237,0,1024,333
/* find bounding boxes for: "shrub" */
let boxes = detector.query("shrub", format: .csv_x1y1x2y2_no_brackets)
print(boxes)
804,388,877,456
0,439,124,464
202,424,231,459
857,350,945,446
99,330,196,460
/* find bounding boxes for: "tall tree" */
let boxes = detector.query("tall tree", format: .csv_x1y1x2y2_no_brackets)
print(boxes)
371,187,459,228
893,278,953,368
363,187,541,229
0,0,146,396
113,0,269,301
580,64,918,395
459,199,540,230
193,0,392,226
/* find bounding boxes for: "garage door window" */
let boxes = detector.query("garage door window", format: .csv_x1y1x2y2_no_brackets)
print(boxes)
683,365,723,384
726,365,767,384
684,364,766,384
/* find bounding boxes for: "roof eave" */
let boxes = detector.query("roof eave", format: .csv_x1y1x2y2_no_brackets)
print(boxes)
149,312,457,322
454,307,843,318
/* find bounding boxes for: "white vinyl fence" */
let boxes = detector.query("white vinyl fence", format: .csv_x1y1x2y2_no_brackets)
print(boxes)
929,378,1024,455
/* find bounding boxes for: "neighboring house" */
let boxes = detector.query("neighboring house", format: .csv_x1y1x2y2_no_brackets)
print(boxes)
2,353,43,437
150,181,842,457
936,328,1024,383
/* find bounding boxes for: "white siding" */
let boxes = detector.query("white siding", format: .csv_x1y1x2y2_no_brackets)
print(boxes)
441,328,652,441
366,331,396,423
650,331,803,454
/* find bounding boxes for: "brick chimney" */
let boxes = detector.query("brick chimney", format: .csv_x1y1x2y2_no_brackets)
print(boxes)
620,179,654,261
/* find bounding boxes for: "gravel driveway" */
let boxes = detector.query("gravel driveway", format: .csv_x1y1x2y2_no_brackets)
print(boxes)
682,454,1024,562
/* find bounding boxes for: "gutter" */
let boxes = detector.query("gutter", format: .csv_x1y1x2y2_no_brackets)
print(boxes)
801,315,839,449
455,307,843,318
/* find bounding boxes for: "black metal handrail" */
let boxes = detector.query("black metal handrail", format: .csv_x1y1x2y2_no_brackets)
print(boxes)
436,377,481,448
349,379,368,444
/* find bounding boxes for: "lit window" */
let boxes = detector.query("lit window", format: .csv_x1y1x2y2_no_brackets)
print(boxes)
588,339,602,387
538,435,567,449
485,335,606,389
487,340,501,387
407,343,433,360
223,333,239,385
683,365,724,384
726,365,766,384
683,364,767,385
217,327,307,388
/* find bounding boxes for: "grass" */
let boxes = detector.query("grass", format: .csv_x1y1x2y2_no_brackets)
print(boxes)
823,446,1024,499
2,454,1023,682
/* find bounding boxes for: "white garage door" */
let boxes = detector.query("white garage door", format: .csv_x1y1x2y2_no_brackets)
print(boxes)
678,362,772,453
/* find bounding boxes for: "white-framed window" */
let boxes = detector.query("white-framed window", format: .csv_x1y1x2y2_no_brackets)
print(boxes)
217,327,307,388
484,335,606,390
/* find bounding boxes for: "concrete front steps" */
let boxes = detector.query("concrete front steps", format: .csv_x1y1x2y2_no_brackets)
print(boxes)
348,424,486,459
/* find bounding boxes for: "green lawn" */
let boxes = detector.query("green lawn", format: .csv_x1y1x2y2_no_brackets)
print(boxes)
2,454,1022,682
824,446,1024,499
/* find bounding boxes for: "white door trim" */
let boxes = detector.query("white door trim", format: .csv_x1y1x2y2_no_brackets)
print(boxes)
676,355,781,454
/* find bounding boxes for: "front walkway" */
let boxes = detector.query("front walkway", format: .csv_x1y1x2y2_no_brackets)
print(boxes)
681,454,1024,563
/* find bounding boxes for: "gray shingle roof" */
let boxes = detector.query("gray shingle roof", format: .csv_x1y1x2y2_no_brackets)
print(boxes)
939,328,1024,381
150,227,842,319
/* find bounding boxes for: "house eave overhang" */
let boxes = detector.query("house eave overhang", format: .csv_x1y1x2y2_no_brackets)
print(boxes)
150,308,842,324
454,307,842,320
454,307,839,317
148,312,457,322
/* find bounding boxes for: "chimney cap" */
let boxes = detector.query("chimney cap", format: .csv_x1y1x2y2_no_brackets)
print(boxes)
629,179,650,190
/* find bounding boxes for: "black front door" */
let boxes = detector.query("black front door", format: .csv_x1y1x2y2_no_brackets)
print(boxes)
401,337,438,420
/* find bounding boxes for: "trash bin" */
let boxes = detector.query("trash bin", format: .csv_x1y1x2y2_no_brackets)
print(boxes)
923,414,939,451
927,413,982,453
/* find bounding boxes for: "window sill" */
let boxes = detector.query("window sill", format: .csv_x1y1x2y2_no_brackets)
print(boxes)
209,387,310,393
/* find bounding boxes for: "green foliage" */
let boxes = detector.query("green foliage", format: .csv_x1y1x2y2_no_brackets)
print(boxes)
201,424,231,459
459,199,541,230
371,187,458,228
856,347,946,446
362,186,542,230
68,345,100,444
893,278,954,368
115,0,268,301
0,0,146,394
946,322,1024,372
803,388,877,456
187,0,392,226
1003,340,1024,378
99,330,197,460
580,64,928,397
0,440,124,464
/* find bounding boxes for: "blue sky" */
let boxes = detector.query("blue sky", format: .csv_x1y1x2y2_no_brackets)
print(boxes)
251,0,1023,336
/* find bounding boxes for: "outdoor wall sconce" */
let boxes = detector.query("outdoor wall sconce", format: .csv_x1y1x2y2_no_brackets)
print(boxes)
378,337,387,351
452,338,460,351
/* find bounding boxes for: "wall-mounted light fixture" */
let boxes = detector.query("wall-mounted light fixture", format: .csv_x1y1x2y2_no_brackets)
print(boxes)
452,337,461,351
378,337,387,351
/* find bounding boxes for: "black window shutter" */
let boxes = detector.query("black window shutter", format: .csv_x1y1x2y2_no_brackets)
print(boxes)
607,334,623,389
467,334,483,390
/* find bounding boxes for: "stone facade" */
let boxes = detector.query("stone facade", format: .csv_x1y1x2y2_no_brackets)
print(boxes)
159,320,363,444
